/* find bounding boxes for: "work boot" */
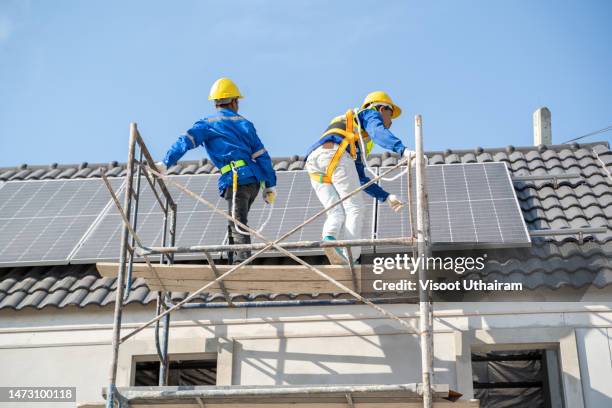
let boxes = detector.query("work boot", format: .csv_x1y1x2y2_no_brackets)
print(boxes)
232,255,249,266
322,236,349,265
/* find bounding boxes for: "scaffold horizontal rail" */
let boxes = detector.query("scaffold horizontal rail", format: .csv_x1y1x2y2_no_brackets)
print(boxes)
97,262,364,294
86,383,475,408
137,236,415,256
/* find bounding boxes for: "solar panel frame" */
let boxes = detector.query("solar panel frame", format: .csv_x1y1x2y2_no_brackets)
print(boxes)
0,177,125,267
375,163,531,252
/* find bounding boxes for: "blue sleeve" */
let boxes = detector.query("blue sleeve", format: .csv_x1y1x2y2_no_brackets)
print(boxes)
355,158,389,202
244,121,277,188
163,121,208,167
360,110,406,155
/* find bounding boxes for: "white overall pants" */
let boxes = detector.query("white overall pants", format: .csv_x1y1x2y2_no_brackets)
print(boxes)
305,145,364,261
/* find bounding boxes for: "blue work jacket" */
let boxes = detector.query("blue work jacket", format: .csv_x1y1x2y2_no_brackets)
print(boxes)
306,109,407,202
163,108,277,196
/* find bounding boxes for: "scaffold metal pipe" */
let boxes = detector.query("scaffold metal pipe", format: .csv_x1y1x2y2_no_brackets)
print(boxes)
133,129,176,209
106,383,452,401
105,122,137,408
137,237,415,255
165,297,412,309
415,114,433,408
511,172,581,181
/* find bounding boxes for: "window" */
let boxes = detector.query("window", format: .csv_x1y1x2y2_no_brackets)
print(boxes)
134,358,217,386
472,349,564,408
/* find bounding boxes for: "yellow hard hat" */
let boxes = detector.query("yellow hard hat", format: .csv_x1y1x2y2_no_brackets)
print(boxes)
208,77,244,101
361,91,402,119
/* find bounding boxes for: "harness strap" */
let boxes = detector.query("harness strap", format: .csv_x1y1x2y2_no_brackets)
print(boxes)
232,167,239,193
309,139,350,184
220,159,247,175
310,110,365,184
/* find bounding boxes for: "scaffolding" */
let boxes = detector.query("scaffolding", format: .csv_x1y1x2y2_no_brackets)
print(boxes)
99,116,454,408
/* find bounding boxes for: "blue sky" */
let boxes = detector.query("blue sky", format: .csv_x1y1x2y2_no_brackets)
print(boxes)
0,0,610,167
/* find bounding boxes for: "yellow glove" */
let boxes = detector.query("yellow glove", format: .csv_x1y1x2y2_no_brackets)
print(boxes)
386,194,404,212
263,187,276,204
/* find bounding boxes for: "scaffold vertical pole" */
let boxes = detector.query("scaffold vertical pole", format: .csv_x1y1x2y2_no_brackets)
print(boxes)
158,198,171,386
123,148,143,301
106,123,138,408
415,115,433,408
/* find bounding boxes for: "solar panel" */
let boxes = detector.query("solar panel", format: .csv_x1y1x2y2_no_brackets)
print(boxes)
250,171,376,255
376,163,530,250
72,171,376,261
0,178,123,266
71,174,227,262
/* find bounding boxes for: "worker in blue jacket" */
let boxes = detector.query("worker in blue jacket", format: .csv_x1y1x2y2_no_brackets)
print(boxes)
160,77,277,264
305,91,412,265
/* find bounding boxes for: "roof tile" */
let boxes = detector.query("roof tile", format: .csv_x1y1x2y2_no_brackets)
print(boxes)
429,154,445,165
9,169,32,181
445,153,461,164
476,152,493,162
461,153,477,163
57,168,77,179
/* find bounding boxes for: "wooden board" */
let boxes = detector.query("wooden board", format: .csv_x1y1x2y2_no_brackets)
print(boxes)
96,263,361,294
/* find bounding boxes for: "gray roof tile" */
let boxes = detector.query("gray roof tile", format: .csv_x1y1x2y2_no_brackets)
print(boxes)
0,170,17,180
10,169,32,180
180,164,198,175
476,152,494,162
445,153,461,164
24,169,46,180
461,153,477,163
105,167,123,177
57,168,77,179
274,160,289,171
41,168,62,180
429,154,445,165
73,168,93,178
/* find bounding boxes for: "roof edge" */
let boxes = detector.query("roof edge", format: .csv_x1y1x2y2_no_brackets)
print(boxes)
0,141,609,173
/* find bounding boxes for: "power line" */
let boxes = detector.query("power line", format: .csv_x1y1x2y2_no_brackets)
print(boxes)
561,125,612,144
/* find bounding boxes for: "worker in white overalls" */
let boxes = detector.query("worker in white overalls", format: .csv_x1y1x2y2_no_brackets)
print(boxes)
305,91,412,265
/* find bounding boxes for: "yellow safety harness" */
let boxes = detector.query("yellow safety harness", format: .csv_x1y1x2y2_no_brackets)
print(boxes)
309,109,374,184
219,157,274,236
219,145,268,193
220,159,247,194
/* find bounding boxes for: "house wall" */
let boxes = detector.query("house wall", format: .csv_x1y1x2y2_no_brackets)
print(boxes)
576,327,612,407
0,301,611,407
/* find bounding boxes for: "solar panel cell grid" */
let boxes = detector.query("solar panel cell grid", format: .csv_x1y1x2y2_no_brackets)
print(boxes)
71,175,226,262
377,163,530,248
250,171,375,251
0,178,123,266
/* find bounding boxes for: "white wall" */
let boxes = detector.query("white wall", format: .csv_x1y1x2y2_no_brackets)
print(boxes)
576,328,612,407
0,302,611,407
233,332,456,387
0,344,109,408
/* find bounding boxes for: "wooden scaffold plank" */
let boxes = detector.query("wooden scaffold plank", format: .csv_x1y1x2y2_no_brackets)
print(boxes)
97,263,361,294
